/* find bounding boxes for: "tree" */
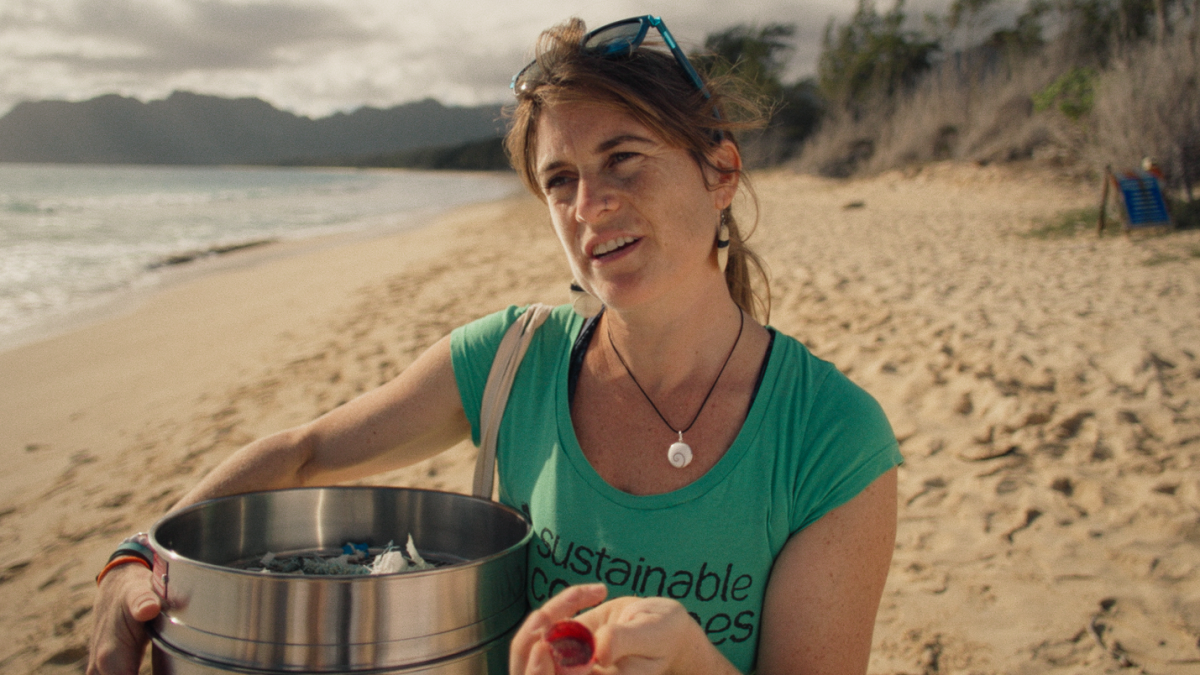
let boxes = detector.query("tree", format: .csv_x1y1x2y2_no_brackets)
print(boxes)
1045,0,1182,63
987,0,1051,56
817,0,942,113
947,0,1005,47
776,79,825,147
699,23,797,102
697,23,824,154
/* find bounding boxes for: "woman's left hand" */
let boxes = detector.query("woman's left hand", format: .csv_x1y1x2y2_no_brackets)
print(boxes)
510,584,607,675
509,583,739,675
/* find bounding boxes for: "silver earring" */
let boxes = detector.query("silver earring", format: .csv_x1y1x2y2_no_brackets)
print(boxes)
570,282,603,318
716,212,730,273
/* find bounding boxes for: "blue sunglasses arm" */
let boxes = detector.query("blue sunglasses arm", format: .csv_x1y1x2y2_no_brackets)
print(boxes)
647,16,677,50
647,17,711,99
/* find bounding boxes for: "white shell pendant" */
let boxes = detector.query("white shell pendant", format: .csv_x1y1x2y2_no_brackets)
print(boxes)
667,433,693,468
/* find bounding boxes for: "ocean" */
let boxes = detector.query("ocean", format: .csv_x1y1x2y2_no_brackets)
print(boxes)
0,164,520,349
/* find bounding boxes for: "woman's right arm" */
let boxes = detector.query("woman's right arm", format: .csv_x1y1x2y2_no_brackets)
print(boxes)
88,334,471,675
174,333,470,509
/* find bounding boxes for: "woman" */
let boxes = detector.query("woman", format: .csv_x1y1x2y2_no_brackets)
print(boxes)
89,16,900,675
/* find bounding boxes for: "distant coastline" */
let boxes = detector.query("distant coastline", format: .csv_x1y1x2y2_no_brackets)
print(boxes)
0,91,511,171
275,136,511,172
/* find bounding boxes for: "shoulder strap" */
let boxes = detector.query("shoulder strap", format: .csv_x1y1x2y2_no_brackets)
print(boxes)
472,303,554,500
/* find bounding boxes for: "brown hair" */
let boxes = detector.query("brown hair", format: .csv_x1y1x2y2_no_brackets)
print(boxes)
504,18,771,322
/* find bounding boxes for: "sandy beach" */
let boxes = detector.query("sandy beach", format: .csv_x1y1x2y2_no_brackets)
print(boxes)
3,162,1199,674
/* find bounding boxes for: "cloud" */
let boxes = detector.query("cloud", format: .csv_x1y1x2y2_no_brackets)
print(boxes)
8,0,377,72
0,0,960,117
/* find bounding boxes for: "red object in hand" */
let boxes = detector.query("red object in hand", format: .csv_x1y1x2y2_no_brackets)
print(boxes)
545,619,595,674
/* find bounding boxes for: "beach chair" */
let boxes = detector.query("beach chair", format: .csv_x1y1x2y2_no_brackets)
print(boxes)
1097,164,1173,234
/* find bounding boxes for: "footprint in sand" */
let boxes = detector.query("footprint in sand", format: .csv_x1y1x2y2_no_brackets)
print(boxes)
41,645,89,668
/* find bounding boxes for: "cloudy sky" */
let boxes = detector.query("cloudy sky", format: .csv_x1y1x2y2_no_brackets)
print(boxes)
0,0,958,118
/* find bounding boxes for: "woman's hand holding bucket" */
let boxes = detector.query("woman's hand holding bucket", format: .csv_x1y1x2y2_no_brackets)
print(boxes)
87,564,160,675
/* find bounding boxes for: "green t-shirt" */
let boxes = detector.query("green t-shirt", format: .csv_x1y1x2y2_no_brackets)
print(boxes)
451,305,901,673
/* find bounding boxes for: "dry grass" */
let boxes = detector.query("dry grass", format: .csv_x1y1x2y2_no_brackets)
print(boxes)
1089,28,1200,195
795,17,1200,195
1023,206,1101,239
794,45,1081,177
868,51,1081,171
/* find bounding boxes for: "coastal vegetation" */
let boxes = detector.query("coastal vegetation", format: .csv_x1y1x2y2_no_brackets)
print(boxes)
284,137,511,171
734,1,1196,182
707,0,1198,229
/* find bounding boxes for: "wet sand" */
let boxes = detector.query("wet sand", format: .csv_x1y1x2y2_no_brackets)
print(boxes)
2,161,1198,674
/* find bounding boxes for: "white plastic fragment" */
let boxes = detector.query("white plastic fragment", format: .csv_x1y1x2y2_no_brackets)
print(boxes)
405,535,428,568
370,550,409,575
247,534,435,576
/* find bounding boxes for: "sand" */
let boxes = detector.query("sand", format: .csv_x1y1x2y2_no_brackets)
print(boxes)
2,162,1198,674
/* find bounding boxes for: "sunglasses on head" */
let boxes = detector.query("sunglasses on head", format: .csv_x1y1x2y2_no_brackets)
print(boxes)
511,15,712,101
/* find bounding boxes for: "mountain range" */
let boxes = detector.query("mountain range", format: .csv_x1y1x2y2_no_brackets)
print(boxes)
0,91,506,166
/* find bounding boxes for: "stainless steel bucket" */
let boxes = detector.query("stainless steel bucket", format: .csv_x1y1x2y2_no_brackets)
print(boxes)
148,487,531,673
149,626,514,675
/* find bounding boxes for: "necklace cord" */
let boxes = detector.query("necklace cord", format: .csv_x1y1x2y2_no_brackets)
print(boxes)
607,309,745,435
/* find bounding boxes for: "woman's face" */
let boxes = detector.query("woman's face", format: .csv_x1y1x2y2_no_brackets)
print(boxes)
533,101,739,313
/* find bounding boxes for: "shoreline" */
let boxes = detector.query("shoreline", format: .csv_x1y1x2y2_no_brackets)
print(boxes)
0,192,554,506
0,164,521,356
0,189,517,356
3,161,1199,674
